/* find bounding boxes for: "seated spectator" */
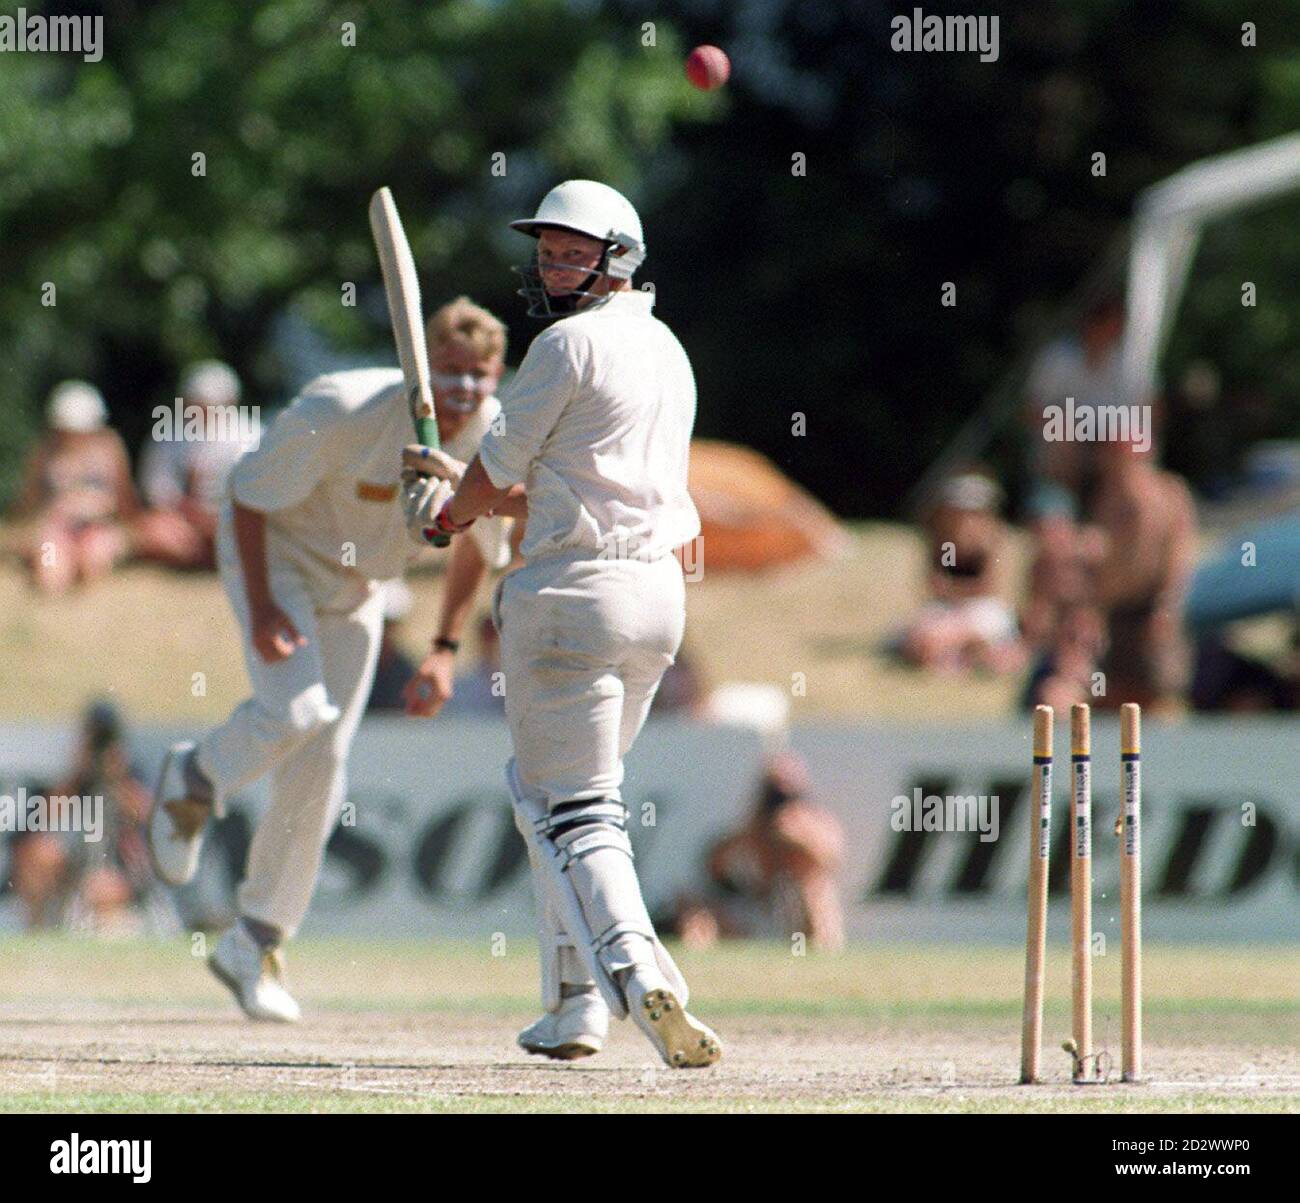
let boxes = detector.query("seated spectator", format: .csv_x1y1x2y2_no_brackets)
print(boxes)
7,701,172,936
672,753,844,952
134,360,257,570
6,825,67,930
898,473,1024,674
8,381,139,595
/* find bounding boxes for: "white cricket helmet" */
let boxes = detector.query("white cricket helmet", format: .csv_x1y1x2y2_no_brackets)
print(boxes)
511,180,645,275
47,380,107,433
510,180,645,318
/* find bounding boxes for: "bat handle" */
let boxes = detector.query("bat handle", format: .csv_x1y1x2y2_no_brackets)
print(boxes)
415,415,441,448
412,417,451,547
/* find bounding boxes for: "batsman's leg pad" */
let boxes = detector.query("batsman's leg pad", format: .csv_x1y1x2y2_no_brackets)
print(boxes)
510,767,628,1017
527,844,562,1014
524,842,593,1013
508,760,687,1018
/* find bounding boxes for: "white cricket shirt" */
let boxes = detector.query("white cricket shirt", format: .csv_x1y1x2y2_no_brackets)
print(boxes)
224,369,505,606
477,289,700,563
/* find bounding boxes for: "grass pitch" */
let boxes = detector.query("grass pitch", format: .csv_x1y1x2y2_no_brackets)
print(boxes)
1,937,1295,1113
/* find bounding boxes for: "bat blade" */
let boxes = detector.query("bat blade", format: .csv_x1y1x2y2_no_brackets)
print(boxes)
368,186,440,450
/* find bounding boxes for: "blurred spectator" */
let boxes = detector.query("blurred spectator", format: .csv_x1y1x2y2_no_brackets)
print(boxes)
1087,439,1197,713
1022,440,1195,714
1023,296,1126,514
366,580,421,712
7,381,139,595
7,701,174,936
672,753,844,952
1021,601,1106,712
134,360,258,570
1021,502,1105,647
6,823,65,930
897,473,1025,674
1020,502,1106,709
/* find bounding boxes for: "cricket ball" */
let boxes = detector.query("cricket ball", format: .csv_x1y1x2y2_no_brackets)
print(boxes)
685,44,730,91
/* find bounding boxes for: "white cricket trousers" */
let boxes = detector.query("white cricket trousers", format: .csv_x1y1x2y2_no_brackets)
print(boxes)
196,535,384,938
496,550,686,807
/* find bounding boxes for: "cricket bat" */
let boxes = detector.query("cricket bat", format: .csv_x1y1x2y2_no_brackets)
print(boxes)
368,186,449,545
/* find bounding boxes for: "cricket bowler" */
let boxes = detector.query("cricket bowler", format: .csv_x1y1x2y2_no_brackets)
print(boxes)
148,298,517,1021
402,180,723,1067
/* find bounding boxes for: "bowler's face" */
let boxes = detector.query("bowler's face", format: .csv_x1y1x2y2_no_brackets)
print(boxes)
429,342,503,439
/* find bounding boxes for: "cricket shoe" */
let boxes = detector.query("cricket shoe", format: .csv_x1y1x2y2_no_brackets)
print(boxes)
625,967,723,1069
148,741,213,887
209,922,302,1023
517,987,608,1060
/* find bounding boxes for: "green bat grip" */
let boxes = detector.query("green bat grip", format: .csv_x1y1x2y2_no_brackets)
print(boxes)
415,415,440,449
413,415,450,547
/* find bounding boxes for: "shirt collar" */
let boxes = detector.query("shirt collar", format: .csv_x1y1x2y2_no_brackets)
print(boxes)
581,287,655,315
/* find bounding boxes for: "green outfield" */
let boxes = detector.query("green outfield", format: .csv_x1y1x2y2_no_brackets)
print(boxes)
1,937,1295,1113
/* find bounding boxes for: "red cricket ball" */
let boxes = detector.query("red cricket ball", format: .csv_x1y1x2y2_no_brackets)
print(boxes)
685,44,730,91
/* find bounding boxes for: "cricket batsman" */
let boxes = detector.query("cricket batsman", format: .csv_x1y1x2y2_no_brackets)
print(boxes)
402,180,723,1067
148,298,517,1021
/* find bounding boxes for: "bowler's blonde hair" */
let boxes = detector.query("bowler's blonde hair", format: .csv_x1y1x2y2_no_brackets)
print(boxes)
427,296,507,363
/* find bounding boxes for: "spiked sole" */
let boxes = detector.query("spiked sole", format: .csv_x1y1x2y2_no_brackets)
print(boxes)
634,988,723,1069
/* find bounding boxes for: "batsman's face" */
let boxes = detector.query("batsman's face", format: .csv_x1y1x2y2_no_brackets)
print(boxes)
536,229,607,295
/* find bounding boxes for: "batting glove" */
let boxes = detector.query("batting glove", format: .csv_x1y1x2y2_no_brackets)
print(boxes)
402,475,463,547
401,442,467,488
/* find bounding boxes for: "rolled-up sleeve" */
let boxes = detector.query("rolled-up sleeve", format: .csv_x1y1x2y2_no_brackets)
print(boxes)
229,383,340,512
477,326,582,488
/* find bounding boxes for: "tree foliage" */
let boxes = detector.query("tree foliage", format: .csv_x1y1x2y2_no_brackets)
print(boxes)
2,0,1297,513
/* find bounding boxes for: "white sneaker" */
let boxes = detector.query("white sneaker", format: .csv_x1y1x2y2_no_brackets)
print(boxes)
209,923,302,1023
518,988,609,1060
625,967,722,1069
148,741,212,887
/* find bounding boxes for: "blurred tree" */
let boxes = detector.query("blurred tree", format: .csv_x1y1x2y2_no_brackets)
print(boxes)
0,0,705,499
632,0,1300,516
1,0,1297,515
